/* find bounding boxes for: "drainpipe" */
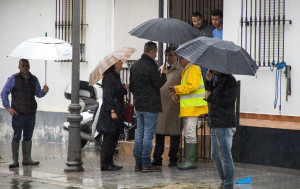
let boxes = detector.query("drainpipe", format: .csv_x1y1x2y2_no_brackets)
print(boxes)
64,0,84,172
158,0,164,66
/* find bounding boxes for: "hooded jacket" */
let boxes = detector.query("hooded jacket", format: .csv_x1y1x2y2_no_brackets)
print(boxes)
174,63,208,117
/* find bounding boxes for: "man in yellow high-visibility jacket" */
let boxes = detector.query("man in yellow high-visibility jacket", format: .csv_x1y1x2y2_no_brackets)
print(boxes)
170,57,208,170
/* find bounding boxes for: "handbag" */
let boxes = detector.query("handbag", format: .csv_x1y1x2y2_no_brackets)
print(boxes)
125,97,134,123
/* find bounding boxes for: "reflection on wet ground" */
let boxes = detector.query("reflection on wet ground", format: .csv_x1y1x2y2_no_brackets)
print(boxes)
0,175,81,189
0,140,300,189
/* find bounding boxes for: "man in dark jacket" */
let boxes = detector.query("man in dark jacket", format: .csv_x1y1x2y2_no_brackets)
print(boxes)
1,59,48,168
192,12,214,37
130,41,167,172
204,70,237,189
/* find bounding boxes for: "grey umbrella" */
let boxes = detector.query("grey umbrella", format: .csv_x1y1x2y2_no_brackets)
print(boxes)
129,18,200,45
175,36,258,76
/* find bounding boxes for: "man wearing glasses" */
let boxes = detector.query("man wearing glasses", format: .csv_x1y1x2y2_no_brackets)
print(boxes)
152,46,183,167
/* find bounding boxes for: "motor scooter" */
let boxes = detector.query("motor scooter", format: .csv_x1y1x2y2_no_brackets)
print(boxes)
63,80,136,148
63,80,103,148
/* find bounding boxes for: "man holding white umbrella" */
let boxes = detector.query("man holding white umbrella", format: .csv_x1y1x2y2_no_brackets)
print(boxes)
1,59,49,168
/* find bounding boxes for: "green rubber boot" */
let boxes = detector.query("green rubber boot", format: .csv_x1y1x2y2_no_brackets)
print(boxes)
178,143,197,170
9,142,20,168
22,141,40,166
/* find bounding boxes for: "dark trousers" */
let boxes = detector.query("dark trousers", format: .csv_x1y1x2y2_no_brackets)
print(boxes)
153,134,180,162
101,133,119,168
12,114,36,143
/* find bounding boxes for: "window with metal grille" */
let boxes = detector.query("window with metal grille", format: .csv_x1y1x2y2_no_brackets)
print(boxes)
168,0,223,26
55,0,87,62
240,0,291,67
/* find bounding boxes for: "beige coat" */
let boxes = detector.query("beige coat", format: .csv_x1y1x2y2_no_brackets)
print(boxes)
156,61,183,136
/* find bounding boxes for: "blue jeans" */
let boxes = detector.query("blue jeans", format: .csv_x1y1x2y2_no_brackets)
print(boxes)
12,114,36,143
210,127,236,189
133,111,159,167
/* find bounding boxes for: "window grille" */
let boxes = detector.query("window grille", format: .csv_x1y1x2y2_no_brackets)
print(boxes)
168,0,223,26
240,0,291,67
55,0,87,62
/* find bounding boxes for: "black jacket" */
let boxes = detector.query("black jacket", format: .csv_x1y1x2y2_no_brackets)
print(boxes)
11,72,37,114
205,74,237,128
129,54,166,113
197,24,214,37
97,71,126,135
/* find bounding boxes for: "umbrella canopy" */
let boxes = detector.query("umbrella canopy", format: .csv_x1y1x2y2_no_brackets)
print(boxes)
129,18,200,45
89,47,136,86
175,36,258,76
8,36,72,84
8,37,72,60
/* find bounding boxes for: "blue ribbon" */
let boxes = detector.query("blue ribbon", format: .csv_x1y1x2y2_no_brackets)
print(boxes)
270,61,286,111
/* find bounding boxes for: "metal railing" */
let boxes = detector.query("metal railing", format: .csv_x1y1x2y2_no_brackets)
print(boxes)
240,0,291,67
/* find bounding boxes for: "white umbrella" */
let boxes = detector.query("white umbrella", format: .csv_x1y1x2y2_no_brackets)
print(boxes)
8,36,72,84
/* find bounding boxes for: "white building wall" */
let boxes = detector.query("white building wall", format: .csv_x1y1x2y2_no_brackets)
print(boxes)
114,0,159,60
0,0,114,113
2,0,298,117
223,0,300,116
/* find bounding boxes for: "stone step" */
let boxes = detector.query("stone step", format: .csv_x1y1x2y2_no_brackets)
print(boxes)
118,135,211,160
129,120,210,146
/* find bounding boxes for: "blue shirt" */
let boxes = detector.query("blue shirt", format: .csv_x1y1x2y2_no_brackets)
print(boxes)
213,27,223,39
1,74,46,109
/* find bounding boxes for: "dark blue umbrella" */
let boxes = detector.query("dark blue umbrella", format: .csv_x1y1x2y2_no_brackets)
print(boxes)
175,36,258,76
129,18,200,45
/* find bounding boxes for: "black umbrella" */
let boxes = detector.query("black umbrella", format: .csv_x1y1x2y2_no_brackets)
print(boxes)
129,18,200,45
175,36,258,76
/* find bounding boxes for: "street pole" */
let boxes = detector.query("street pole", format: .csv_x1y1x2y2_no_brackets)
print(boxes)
64,0,84,172
158,0,164,66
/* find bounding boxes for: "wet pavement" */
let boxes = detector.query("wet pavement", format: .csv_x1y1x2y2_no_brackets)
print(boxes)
0,139,300,189
0,174,81,189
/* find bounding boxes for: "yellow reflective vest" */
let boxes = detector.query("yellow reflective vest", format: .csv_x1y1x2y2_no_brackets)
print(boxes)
174,63,208,117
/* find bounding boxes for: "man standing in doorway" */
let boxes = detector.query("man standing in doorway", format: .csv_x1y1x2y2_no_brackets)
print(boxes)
130,41,167,172
151,46,183,167
191,11,214,78
170,57,208,170
192,12,214,37
211,9,223,39
1,59,49,168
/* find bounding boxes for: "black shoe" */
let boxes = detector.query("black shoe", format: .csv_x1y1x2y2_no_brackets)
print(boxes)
101,164,122,171
142,165,161,173
135,165,142,172
168,161,177,167
151,159,162,166
113,164,123,169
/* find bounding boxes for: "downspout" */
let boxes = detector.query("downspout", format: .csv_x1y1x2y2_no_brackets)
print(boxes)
158,0,164,66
